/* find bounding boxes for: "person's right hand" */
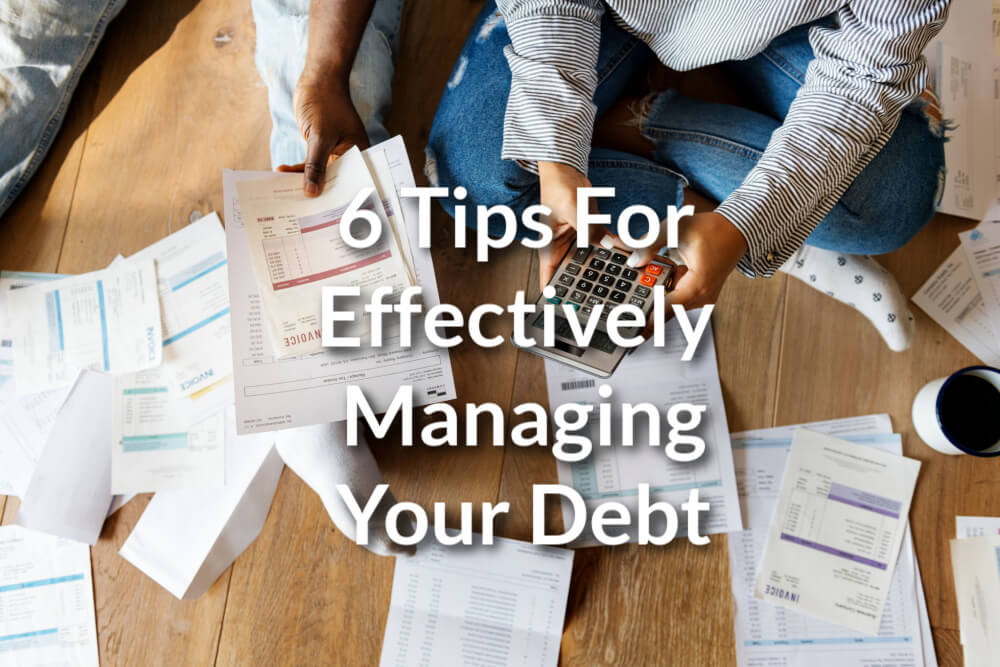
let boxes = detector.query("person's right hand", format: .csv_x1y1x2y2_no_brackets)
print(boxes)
277,71,369,196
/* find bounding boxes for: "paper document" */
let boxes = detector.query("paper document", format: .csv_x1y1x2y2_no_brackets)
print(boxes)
959,218,1000,342
0,271,65,397
16,371,114,545
126,212,233,397
223,136,456,434
379,535,573,667
925,0,999,219
912,245,1000,365
754,429,921,635
235,147,414,358
119,406,282,599
950,534,1000,666
544,311,742,542
111,367,225,494
957,515,1000,538
0,525,99,666
729,417,936,667
8,259,162,395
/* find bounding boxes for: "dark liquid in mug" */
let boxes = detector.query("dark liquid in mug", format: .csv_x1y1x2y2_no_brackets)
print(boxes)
938,374,1000,452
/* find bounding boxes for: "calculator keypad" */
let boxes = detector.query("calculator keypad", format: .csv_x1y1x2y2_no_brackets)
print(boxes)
545,246,674,330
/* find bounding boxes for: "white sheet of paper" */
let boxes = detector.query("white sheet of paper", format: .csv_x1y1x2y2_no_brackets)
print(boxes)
223,136,456,434
0,386,72,498
118,406,281,599
925,0,998,220
111,367,225,494
729,418,936,667
0,525,99,666
912,244,1000,366
959,218,1000,342
236,147,413,358
15,371,114,545
8,259,162,395
957,515,1000,538
949,534,1000,665
754,429,921,635
379,536,573,667
126,212,233,397
544,312,742,542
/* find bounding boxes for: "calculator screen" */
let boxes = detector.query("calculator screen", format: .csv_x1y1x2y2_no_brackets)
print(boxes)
533,314,618,355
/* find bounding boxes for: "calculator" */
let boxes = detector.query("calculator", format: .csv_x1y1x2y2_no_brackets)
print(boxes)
514,244,677,378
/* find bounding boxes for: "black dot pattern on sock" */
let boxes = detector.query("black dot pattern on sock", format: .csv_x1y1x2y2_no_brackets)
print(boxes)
837,256,846,266
854,275,863,284
809,274,816,282
888,313,896,322
873,292,882,302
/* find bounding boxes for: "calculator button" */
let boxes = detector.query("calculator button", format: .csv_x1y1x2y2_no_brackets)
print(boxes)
582,306,593,314
639,274,656,287
566,302,580,310
587,296,602,306
571,290,586,302
615,279,631,291
554,285,568,297
576,280,594,292
629,297,645,307
572,247,590,262
583,269,599,281
565,263,581,275
635,286,651,297
623,269,638,280
645,263,663,276
611,252,628,265
610,290,626,303
593,285,609,298
546,297,562,304
589,259,606,270
595,248,611,259
605,264,621,276
598,274,615,286
558,274,574,286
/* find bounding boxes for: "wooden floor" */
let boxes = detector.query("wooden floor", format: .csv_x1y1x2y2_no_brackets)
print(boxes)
1,1,996,664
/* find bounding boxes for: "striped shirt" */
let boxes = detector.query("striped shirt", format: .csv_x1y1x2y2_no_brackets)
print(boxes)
496,0,950,277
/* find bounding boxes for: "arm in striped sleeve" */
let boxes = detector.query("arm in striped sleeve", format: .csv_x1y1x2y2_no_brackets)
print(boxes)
716,0,950,278
496,0,605,175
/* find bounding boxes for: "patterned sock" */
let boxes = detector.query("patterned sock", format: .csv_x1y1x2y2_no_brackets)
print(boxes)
779,246,915,352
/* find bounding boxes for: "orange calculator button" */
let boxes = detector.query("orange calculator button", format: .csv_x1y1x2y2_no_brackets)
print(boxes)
645,264,663,276
639,274,656,287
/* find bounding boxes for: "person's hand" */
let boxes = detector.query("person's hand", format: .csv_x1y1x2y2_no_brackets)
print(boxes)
604,209,747,311
537,161,606,291
277,70,369,196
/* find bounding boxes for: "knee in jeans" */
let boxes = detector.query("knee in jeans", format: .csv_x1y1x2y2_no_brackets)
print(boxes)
423,141,534,217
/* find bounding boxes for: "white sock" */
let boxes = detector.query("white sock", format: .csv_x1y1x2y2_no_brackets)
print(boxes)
275,422,415,557
779,246,915,352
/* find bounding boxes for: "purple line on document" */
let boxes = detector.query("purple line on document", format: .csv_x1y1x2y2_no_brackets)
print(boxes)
779,533,887,570
827,482,901,518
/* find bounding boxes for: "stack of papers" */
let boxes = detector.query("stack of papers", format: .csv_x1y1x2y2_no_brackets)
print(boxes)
950,516,1000,665
379,535,573,667
224,136,455,434
729,416,936,667
544,310,742,543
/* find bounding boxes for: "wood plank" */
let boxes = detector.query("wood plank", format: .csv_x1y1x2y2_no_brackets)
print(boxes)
47,0,270,664
774,213,987,645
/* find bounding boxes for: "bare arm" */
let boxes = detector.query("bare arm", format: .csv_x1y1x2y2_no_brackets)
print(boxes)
277,0,377,195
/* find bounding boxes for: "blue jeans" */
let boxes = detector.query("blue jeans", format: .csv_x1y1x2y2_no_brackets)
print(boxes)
426,4,947,256
0,0,402,218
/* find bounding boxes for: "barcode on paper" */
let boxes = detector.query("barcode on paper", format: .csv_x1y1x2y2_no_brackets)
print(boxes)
560,379,596,391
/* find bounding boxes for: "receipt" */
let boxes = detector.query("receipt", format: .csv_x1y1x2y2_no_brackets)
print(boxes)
950,534,1000,665
957,515,1000,538
126,212,232,398
111,367,225,494
236,147,414,358
0,526,99,666
959,218,1000,343
379,535,573,667
754,429,921,635
8,260,162,395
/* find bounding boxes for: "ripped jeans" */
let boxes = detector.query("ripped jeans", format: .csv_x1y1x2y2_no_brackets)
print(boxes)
426,3,947,256
0,0,403,218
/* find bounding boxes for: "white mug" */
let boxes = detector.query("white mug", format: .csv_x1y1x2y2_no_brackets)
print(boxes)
912,365,1000,456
